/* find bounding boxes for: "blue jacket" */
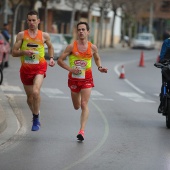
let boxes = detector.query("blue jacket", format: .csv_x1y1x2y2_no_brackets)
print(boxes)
1,29,10,42
160,38,170,61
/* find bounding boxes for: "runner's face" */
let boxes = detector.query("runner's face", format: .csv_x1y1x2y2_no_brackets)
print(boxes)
77,24,89,40
27,15,40,30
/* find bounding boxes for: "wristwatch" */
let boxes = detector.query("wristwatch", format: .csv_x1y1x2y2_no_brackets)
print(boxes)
98,66,102,70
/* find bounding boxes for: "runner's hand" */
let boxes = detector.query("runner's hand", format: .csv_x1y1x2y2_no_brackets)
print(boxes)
49,58,55,67
24,50,34,56
71,67,80,75
99,67,108,73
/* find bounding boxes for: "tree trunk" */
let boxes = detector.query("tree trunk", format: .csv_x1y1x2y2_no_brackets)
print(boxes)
12,2,22,46
110,11,116,48
69,1,76,35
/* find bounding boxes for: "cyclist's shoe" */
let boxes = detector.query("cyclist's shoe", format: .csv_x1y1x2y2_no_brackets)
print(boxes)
31,118,41,131
158,106,163,113
77,130,84,141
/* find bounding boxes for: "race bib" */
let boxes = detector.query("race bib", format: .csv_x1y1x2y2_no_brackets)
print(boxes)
24,51,39,64
72,66,85,79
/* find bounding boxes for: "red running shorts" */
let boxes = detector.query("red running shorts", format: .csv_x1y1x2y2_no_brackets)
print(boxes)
68,79,94,93
20,72,46,85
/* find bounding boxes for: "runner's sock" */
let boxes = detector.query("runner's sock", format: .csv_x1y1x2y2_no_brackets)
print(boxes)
33,113,39,119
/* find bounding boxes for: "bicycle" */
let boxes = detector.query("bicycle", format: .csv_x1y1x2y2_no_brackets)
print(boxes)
154,60,170,128
0,67,3,85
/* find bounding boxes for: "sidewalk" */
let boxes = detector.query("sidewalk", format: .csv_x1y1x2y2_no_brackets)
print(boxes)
0,86,19,146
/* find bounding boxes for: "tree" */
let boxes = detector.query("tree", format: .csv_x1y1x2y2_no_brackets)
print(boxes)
8,0,37,46
94,0,111,48
109,0,124,48
120,0,151,45
65,0,83,34
81,0,99,23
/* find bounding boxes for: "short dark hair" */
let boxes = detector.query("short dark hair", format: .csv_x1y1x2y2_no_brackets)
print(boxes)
27,10,39,18
3,23,8,27
77,22,90,31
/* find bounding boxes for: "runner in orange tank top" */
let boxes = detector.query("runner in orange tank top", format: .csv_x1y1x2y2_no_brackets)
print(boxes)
12,11,55,131
58,21,108,141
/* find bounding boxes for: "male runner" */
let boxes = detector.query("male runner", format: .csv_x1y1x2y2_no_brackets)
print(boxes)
57,21,108,141
12,10,55,131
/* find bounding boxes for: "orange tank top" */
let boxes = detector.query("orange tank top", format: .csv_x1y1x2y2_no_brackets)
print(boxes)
20,30,47,74
68,41,93,80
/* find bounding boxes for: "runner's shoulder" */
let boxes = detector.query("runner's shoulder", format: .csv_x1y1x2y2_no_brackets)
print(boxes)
91,43,98,53
66,43,74,51
42,32,50,39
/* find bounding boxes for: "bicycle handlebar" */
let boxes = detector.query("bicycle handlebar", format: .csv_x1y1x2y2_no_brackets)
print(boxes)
154,60,170,69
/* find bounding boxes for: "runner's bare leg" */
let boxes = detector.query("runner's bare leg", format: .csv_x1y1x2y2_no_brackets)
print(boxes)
71,88,91,130
24,74,44,115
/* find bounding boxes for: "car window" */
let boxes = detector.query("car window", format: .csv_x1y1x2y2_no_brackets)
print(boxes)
136,34,153,41
50,35,61,44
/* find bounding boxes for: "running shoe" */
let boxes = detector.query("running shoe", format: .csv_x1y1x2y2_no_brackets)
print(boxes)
31,117,41,131
77,130,84,141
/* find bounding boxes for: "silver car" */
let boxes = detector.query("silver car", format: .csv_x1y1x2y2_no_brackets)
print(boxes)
44,33,68,60
131,33,155,49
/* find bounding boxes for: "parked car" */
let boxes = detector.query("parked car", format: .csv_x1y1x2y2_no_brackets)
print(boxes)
131,33,155,49
0,33,11,69
44,33,68,60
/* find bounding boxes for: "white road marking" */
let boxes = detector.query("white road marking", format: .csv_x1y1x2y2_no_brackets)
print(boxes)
63,100,109,170
41,87,64,97
91,90,113,101
0,85,157,103
154,93,159,96
5,94,26,97
41,88,70,99
114,64,145,94
48,96,70,99
91,90,103,96
125,79,145,94
116,92,155,103
0,85,23,92
92,97,114,101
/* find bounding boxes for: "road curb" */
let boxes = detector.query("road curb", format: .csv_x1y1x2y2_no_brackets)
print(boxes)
0,87,19,146
0,88,7,133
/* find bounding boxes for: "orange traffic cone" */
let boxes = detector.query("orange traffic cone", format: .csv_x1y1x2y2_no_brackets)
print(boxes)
139,51,145,67
119,65,125,79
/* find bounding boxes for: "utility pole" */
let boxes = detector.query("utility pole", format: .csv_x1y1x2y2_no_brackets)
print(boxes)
149,1,153,33
4,0,8,23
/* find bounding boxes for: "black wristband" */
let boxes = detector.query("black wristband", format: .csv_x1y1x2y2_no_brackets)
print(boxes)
50,57,54,59
98,66,102,70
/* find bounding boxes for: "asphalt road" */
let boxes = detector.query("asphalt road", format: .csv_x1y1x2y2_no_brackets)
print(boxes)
0,47,169,170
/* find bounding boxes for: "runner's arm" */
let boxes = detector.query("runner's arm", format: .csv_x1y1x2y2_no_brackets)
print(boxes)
57,44,73,72
43,32,54,59
12,32,34,57
92,44,108,73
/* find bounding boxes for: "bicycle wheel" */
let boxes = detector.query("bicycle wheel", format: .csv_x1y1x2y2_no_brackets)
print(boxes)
166,98,170,128
0,68,3,85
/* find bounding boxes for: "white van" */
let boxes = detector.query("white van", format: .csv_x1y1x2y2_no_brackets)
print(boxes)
131,33,155,49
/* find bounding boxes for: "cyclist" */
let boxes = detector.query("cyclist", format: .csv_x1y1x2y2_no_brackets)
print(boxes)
158,37,170,113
